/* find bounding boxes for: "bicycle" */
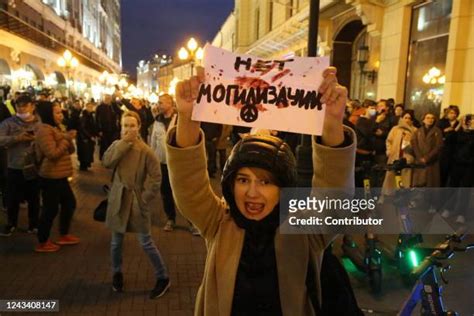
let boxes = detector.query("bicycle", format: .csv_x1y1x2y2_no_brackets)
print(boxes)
398,233,474,315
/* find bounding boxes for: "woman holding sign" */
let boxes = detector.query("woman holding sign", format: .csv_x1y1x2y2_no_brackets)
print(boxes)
166,66,359,315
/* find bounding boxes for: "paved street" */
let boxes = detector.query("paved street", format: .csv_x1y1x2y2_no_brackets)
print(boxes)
1,156,473,315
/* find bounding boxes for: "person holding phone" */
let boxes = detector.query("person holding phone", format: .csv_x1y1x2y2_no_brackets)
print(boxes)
0,94,41,237
34,101,79,252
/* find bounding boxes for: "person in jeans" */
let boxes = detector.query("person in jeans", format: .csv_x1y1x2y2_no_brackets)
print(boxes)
103,111,169,299
34,101,79,252
0,94,41,236
150,94,178,231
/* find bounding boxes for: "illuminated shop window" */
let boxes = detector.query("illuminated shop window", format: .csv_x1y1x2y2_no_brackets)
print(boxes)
404,0,452,119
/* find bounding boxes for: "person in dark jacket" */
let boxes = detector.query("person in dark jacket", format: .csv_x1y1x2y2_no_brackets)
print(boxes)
77,102,98,171
439,115,473,223
437,105,460,187
124,97,154,143
354,103,376,188
96,95,121,159
201,122,223,178
67,99,82,131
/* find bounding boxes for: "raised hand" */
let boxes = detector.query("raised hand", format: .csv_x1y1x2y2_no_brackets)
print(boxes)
318,67,347,146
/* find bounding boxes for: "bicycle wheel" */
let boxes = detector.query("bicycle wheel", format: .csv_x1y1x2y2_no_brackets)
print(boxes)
368,268,382,294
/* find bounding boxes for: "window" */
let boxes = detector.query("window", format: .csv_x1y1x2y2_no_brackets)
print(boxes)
404,0,452,118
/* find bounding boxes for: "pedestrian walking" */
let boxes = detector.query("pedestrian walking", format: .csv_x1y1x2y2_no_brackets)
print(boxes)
96,95,121,159
102,111,169,299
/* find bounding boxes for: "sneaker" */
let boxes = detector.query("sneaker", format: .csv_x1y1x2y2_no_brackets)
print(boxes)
189,225,200,236
428,207,438,214
163,220,175,232
27,227,38,234
0,225,15,237
35,240,60,252
440,210,450,218
455,215,466,224
149,278,170,299
112,272,123,292
56,234,80,245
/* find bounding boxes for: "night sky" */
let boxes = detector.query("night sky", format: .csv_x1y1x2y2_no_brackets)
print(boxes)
121,0,234,78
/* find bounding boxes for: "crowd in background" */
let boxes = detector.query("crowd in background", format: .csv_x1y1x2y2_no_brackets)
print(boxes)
0,87,473,239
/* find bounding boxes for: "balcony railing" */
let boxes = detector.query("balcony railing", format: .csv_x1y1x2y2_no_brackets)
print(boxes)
0,8,117,73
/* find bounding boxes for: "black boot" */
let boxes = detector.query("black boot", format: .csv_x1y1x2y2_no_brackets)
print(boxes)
112,272,123,292
149,278,170,299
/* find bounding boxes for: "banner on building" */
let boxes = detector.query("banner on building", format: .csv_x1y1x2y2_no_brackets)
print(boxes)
192,44,329,135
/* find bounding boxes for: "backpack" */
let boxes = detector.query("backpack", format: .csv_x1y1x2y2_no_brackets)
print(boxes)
22,141,44,181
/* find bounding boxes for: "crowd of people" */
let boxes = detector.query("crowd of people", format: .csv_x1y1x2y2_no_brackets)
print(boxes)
0,67,472,309
348,98,473,223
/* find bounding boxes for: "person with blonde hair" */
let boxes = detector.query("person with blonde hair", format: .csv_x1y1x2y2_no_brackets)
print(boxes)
103,110,169,299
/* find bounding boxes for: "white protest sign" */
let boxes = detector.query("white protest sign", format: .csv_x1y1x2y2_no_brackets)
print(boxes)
192,44,329,135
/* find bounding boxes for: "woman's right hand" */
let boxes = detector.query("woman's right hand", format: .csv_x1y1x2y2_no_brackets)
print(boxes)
122,129,138,142
175,66,205,121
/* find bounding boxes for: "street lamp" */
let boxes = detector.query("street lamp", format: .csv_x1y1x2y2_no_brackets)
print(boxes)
57,49,79,98
178,37,203,76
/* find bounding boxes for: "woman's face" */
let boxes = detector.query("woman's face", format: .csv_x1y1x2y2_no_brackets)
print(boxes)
423,114,436,127
395,106,404,117
53,104,64,126
233,167,280,221
447,110,458,121
402,113,413,126
121,116,140,136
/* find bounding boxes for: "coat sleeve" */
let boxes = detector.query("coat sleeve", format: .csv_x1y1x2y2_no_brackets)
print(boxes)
166,126,223,240
142,148,162,205
309,126,356,248
386,127,395,157
425,128,444,164
102,140,133,169
35,126,70,161
411,130,422,161
0,120,18,147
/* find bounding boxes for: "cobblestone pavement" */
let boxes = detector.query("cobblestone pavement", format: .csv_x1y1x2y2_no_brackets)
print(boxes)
0,157,211,316
1,156,473,315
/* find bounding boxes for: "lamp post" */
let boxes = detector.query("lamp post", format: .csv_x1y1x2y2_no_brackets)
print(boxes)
57,49,79,98
178,37,203,76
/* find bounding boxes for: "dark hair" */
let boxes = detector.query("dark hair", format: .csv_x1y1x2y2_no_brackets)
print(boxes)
447,105,460,116
15,94,33,107
36,101,59,127
395,103,404,110
362,99,377,108
401,110,413,119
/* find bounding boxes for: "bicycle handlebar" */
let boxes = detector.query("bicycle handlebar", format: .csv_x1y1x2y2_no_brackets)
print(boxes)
410,234,472,279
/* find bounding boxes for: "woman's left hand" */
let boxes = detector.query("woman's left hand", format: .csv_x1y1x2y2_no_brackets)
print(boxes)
318,67,348,146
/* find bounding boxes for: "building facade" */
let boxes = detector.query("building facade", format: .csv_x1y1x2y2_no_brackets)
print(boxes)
211,0,473,118
136,54,172,96
0,0,122,99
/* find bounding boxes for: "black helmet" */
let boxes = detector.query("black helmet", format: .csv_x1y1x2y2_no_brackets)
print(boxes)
221,134,297,207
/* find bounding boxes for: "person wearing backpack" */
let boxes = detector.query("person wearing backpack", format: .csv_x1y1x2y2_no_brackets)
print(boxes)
165,66,363,315
0,94,41,236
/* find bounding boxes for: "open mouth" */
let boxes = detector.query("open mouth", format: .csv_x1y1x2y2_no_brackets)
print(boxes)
245,202,265,214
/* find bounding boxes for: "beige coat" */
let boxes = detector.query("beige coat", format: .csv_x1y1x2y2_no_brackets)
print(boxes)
382,122,417,194
411,126,443,187
166,126,356,316
102,139,161,234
